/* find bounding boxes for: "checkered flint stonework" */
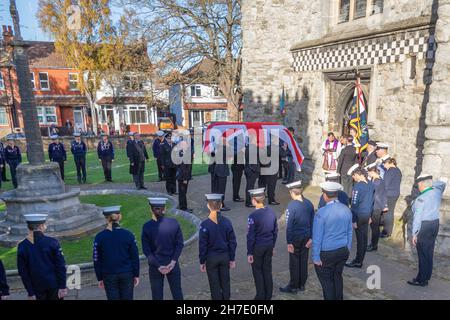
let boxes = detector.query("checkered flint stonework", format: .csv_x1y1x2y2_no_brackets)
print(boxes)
292,28,434,72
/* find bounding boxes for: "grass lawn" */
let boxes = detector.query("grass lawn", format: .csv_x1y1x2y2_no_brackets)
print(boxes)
0,148,209,190
0,194,197,270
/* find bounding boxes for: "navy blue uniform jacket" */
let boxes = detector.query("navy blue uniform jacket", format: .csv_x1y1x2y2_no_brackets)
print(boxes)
199,215,237,264
247,207,278,255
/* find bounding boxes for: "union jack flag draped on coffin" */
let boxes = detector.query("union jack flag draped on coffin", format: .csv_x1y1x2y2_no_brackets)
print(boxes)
203,122,305,171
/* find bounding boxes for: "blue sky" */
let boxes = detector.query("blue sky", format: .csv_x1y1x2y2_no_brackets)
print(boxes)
1,0,52,41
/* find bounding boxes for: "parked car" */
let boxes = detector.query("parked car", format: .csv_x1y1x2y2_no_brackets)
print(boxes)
5,132,26,140
158,117,176,131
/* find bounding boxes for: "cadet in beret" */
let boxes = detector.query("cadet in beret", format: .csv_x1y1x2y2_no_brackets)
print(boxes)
93,206,140,300
313,182,352,300
318,172,349,208
345,165,374,268
247,188,278,300
142,198,184,300
199,194,237,300
97,134,115,182
17,214,67,300
48,135,67,180
408,175,446,287
4,137,22,188
70,132,87,184
280,180,314,294
0,259,9,300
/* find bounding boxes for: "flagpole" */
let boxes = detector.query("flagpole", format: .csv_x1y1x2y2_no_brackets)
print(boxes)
355,71,362,164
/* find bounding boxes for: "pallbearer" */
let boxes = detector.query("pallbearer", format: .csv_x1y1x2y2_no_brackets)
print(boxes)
4,137,21,188
48,135,67,180
71,132,87,184
279,180,314,294
313,182,352,300
318,172,349,208
17,214,67,300
142,198,184,300
97,133,115,182
247,188,278,300
199,194,237,300
93,206,140,300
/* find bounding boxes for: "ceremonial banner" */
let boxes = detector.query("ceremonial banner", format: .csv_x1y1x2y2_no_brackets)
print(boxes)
349,78,369,153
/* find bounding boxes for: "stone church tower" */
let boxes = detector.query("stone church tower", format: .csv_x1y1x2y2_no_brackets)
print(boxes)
241,0,449,254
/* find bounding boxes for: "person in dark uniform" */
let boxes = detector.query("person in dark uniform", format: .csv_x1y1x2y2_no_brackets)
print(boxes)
380,156,402,238
0,141,9,182
280,141,289,183
176,139,193,213
337,135,357,197
280,180,314,294
318,172,349,208
313,182,353,300
199,194,237,300
160,133,177,195
17,214,67,300
93,206,140,300
244,135,261,207
211,136,231,211
126,132,148,190
70,132,87,184
247,188,278,300
258,138,280,205
48,135,67,180
362,140,378,167
142,198,184,300
153,131,166,181
135,133,149,187
231,137,245,202
0,259,9,300
408,175,446,286
366,163,388,252
375,143,389,178
4,137,22,188
284,127,297,184
97,134,115,182
345,165,374,268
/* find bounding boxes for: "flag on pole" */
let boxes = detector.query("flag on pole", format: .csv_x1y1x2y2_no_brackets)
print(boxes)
349,78,369,154
280,86,286,116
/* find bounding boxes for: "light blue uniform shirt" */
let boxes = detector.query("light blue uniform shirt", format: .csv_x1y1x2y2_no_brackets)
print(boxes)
412,181,446,235
312,200,353,263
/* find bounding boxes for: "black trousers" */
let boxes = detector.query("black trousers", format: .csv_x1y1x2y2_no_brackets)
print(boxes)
416,219,439,282
251,245,273,300
165,167,177,194
74,156,86,181
157,157,164,180
281,161,288,181
213,176,228,205
231,164,244,200
7,160,20,188
206,254,231,300
314,247,349,300
340,175,353,198
370,209,383,247
133,161,145,188
289,237,310,289
1,158,6,181
278,157,283,179
53,160,65,180
101,157,112,181
149,263,183,300
178,180,189,210
103,272,134,300
245,171,259,206
35,288,60,300
258,174,277,202
354,214,370,264
382,196,399,235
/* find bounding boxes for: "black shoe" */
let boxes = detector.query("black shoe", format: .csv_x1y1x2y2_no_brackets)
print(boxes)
298,285,305,292
345,260,363,268
3,179,10,182
380,233,391,239
367,245,378,252
233,198,244,202
77,178,82,184
141,186,148,190
279,285,298,294
281,181,288,185
221,206,231,212
269,201,280,205
407,279,428,287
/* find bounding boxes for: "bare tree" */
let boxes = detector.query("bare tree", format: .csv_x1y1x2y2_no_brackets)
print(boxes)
118,0,242,121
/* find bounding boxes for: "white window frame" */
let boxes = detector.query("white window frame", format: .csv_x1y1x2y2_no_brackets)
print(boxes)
211,109,228,122
125,105,149,124
30,72,36,90
123,75,144,91
0,107,8,125
190,85,202,97
0,72,4,90
38,72,50,91
37,106,57,125
100,105,114,124
69,73,79,91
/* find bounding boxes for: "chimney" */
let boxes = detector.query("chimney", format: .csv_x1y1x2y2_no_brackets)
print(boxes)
2,25,14,45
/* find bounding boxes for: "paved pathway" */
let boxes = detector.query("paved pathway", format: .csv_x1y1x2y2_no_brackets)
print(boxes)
5,175,450,300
